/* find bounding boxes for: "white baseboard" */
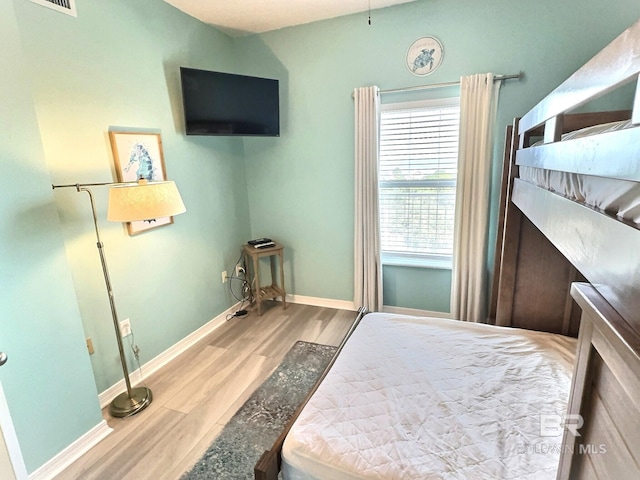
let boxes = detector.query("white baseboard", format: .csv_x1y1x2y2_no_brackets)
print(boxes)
381,305,453,319
286,294,356,311
31,304,239,480
29,420,112,480
99,298,447,408
285,294,451,320
98,302,240,408
102,295,361,406
31,296,442,479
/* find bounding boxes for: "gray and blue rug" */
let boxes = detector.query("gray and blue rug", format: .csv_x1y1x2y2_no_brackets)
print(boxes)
182,340,337,480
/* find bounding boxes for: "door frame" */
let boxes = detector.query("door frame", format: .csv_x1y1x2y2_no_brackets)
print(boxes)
0,381,28,479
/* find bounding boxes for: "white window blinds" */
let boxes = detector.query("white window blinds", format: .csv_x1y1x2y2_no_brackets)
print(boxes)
379,98,460,265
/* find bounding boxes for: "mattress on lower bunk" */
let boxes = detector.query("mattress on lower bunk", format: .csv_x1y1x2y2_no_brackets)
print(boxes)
281,313,577,480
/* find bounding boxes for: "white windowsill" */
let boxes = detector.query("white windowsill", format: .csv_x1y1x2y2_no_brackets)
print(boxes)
381,253,452,270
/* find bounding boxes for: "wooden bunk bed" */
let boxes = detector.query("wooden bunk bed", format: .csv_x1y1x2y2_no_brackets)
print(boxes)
255,17,640,480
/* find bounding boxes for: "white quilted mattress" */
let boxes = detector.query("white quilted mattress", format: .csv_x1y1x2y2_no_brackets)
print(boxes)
282,313,577,480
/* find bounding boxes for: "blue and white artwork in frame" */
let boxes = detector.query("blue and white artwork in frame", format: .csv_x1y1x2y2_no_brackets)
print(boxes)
406,36,444,76
109,131,173,235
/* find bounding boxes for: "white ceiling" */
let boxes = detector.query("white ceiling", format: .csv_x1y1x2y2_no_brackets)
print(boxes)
163,0,420,36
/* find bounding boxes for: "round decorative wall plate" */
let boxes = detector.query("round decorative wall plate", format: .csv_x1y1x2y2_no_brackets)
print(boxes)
406,36,444,76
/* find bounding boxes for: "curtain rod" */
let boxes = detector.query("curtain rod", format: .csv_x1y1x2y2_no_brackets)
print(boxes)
379,72,522,95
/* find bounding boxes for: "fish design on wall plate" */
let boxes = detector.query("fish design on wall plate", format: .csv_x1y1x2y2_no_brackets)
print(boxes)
406,36,444,76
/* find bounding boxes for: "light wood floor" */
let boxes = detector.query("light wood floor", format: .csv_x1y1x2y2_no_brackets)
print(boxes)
54,301,356,480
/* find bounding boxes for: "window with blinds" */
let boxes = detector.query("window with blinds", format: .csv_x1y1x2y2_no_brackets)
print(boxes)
379,98,460,268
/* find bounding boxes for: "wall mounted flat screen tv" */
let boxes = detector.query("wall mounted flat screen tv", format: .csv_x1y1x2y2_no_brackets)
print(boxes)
180,67,280,137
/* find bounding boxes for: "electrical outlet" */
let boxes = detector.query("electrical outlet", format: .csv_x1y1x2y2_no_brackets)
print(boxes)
235,265,245,276
119,318,132,337
221,271,228,283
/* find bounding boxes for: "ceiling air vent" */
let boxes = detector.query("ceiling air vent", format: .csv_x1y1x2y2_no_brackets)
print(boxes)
28,0,77,17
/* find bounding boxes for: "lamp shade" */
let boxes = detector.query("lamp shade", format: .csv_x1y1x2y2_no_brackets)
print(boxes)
107,179,186,222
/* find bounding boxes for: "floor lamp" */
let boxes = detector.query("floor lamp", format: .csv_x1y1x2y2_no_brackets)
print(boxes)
52,179,186,417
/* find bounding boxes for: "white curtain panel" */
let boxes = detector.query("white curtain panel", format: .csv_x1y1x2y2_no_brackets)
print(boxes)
451,73,501,322
353,86,383,312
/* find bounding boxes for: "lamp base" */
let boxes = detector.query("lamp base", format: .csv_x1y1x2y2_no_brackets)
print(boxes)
109,386,153,418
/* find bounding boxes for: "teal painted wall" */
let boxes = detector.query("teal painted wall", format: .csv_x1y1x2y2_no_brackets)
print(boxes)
3,0,640,474
4,0,251,472
238,0,640,313
13,0,251,399
383,266,452,312
0,1,103,472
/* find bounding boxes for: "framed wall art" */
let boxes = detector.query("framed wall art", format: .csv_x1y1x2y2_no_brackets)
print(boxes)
406,36,444,76
108,131,173,235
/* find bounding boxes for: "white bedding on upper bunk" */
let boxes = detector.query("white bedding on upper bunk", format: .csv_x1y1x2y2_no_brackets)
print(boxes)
530,119,632,145
522,119,640,224
556,118,631,140
519,166,640,224
282,313,576,480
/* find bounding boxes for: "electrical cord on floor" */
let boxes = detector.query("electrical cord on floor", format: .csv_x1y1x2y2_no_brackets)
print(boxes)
226,251,252,321
226,278,250,320
127,329,149,389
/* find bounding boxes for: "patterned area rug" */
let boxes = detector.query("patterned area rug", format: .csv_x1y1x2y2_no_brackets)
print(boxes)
182,340,337,480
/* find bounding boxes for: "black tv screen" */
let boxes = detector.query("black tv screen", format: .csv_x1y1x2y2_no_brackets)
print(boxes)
180,67,280,137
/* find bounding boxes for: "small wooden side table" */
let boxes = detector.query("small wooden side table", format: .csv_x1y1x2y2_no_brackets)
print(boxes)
242,242,286,315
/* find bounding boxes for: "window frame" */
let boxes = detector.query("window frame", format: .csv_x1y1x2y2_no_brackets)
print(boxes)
379,96,461,270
